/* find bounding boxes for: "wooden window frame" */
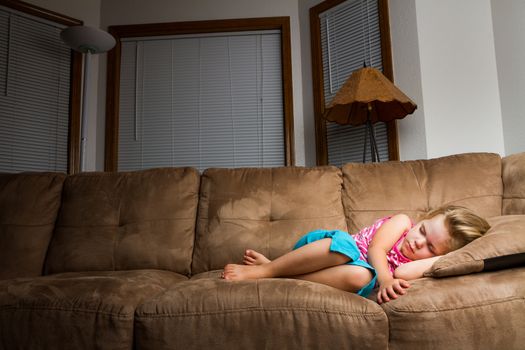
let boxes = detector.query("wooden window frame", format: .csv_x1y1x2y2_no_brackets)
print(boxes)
0,0,83,174
105,16,295,172
309,0,398,165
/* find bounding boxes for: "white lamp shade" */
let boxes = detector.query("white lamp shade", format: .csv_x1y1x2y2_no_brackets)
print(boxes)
60,25,116,54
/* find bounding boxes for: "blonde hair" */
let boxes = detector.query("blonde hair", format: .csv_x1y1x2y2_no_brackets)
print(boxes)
424,205,490,251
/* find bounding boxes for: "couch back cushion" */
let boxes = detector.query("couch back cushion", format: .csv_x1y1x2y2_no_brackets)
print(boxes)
192,167,347,274
45,168,199,276
502,152,525,215
342,153,503,232
0,173,66,279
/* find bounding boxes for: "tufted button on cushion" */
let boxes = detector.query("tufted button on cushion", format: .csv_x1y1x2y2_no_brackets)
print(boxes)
44,168,200,275
0,173,66,279
192,167,347,274
342,153,502,232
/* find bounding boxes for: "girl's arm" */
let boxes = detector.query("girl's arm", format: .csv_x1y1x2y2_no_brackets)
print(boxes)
367,214,412,304
394,256,441,280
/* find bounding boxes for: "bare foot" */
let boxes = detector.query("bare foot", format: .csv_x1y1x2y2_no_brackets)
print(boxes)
222,264,270,280
243,249,271,265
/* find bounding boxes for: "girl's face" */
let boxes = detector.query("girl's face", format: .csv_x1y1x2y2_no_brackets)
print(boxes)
399,214,451,260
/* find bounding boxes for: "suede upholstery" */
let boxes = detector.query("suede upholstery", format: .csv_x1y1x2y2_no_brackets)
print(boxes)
135,278,388,350
342,153,502,232
380,268,525,350
192,166,347,274
0,152,524,350
45,168,199,275
502,152,525,215
0,173,65,279
426,215,525,277
0,270,186,350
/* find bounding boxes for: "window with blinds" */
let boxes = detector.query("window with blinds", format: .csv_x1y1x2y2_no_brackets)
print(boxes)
118,31,285,172
319,0,389,165
0,6,71,173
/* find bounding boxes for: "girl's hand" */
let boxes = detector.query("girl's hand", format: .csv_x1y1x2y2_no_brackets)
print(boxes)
377,278,411,304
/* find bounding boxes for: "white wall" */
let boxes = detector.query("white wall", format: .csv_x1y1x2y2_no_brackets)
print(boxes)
390,0,505,160
491,0,525,155
22,0,523,170
25,0,100,25
298,0,324,166
388,0,427,160
415,0,505,158
24,0,102,171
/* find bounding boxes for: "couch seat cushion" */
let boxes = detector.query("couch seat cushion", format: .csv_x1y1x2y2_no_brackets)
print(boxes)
135,277,388,350
380,268,525,350
0,270,186,350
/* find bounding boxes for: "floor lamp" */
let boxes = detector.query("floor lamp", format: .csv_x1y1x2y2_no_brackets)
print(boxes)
61,26,116,171
323,67,417,162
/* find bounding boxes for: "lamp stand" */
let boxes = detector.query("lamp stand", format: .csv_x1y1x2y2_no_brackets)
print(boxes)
60,25,116,172
362,105,380,163
79,51,92,172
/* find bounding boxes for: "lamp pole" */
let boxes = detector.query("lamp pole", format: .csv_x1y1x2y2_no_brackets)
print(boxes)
60,26,115,172
80,50,92,172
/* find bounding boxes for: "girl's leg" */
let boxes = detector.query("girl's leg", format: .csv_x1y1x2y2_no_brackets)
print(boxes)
293,264,373,292
223,238,350,280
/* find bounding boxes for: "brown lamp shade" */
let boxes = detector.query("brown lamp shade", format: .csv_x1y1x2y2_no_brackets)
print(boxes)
323,67,417,126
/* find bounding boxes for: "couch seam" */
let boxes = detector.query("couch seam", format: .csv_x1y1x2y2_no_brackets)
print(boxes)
385,295,523,314
0,305,133,318
268,169,273,259
56,217,196,228
136,307,386,319
0,223,57,227
445,194,503,203
347,194,502,212
200,215,346,222
256,280,262,308
409,164,425,210
54,215,348,229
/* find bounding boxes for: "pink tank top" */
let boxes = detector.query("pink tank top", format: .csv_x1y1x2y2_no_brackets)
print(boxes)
353,216,413,275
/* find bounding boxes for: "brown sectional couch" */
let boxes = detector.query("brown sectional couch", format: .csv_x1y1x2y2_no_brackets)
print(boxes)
1,152,524,349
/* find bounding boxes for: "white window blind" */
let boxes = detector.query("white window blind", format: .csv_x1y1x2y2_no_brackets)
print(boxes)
118,31,285,172
0,7,70,173
320,0,389,165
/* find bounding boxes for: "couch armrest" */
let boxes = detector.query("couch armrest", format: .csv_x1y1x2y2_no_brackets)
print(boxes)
503,152,525,215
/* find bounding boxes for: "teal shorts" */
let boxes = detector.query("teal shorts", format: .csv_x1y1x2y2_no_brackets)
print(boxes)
293,229,377,297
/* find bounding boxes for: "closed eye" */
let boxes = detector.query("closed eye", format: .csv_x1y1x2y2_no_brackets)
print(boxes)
421,224,435,254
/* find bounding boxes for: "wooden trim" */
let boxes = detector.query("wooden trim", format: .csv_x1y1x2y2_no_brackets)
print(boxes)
310,0,347,15
105,17,295,171
309,0,399,165
0,0,81,26
0,0,83,173
280,18,295,166
109,17,292,38
378,0,399,161
104,27,121,172
378,0,393,80
310,0,347,165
